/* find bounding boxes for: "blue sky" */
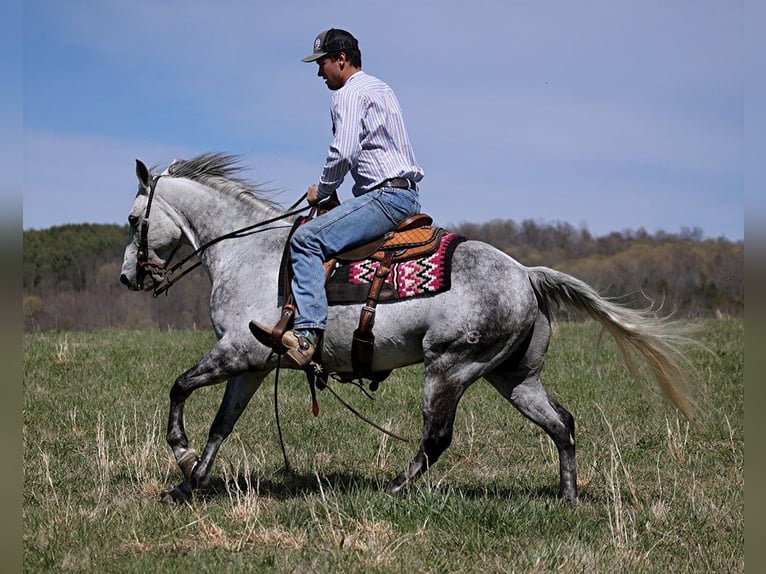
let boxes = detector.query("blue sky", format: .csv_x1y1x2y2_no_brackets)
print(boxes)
21,1,744,240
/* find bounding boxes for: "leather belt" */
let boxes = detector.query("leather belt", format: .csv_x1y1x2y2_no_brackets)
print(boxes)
372,178,418,192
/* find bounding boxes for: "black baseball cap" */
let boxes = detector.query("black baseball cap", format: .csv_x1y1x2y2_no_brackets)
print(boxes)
301,29,359,63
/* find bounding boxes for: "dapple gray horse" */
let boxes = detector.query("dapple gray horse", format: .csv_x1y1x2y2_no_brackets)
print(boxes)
120,153,697,504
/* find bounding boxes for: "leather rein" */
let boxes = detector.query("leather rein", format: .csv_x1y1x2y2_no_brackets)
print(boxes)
135,174,310,296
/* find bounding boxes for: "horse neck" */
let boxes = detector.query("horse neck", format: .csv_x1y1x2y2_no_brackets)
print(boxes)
159,177,291,271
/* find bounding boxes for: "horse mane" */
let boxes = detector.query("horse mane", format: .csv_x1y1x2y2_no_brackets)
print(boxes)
165,152,281,209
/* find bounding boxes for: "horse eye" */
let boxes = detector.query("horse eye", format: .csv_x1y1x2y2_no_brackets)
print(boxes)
129,215,139,226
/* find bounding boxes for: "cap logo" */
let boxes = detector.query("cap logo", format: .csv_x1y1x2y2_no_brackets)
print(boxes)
314,36,322,51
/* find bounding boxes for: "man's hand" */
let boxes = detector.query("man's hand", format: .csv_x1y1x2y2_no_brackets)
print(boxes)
306,184,320,206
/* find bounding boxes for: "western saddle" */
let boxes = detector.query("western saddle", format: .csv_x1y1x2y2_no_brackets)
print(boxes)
250,212,445,383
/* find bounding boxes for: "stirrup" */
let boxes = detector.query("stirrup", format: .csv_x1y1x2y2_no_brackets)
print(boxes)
248,303,295,353
282,329,318,368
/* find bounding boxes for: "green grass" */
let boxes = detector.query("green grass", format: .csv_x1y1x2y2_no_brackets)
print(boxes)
23,320,743,573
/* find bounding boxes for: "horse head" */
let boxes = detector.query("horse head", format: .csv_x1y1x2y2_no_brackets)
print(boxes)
120,159,185,291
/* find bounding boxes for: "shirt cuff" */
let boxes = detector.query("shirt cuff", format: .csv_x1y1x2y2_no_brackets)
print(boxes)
316,182,335,199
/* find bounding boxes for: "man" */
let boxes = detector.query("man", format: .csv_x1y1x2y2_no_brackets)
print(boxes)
254,28,423,368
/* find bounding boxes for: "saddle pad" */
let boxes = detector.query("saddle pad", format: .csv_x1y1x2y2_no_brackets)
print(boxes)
327,233,467,305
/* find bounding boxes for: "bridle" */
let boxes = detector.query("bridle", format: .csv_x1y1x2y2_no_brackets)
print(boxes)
134,172,311,295
135,174,163,291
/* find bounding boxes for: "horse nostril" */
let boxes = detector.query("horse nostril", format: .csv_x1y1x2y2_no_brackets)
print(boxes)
120,274,130,286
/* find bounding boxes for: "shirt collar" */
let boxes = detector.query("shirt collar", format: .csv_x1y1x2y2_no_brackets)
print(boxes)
345,70,364,85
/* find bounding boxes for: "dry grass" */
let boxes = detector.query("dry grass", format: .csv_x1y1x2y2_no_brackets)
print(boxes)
23,321,743,572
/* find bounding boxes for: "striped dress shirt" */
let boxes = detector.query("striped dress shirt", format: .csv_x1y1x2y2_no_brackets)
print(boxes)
317,71,424,199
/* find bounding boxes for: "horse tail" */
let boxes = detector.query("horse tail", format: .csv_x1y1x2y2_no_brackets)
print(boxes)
527,265,700,424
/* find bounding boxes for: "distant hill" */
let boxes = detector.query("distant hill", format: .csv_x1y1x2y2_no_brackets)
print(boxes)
23,221,743,331
23,223,129,291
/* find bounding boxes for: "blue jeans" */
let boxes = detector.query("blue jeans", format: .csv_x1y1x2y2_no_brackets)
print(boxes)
290,187,421,331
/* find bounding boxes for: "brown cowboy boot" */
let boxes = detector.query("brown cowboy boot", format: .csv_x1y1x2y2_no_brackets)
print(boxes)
281,329,319,368
249,319,284,352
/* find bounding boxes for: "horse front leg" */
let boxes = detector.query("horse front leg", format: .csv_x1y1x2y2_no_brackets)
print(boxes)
166,378,198,481
162,344,252,503
182,372,266,490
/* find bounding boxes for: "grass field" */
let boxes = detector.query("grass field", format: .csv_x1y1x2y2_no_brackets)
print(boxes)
23,320,743,573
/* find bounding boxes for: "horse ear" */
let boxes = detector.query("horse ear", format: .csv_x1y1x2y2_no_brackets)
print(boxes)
135,159,151,189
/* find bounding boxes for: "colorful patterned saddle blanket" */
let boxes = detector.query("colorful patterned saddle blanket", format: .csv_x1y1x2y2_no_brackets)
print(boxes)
326,231,467,305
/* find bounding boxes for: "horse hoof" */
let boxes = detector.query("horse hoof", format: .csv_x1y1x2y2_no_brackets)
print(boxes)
160,483,193,505
386,476,408,496
177,450,199,479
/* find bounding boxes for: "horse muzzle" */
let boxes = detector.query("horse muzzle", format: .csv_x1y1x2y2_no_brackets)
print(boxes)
120,258,166,291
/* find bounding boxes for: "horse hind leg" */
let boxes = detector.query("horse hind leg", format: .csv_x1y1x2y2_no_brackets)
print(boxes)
485,315,578,501
388,319,536,495
387,369,467,495
488,371,577,500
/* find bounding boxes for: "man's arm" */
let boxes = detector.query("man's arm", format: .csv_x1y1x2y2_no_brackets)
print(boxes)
316,90,364,198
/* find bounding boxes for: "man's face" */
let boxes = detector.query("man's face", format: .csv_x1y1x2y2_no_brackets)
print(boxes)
316,55,345,90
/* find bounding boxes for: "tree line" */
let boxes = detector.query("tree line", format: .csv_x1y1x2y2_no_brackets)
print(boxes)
22,220,743,332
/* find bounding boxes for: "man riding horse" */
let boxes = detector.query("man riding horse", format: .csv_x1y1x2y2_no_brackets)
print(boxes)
250,28,423,367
